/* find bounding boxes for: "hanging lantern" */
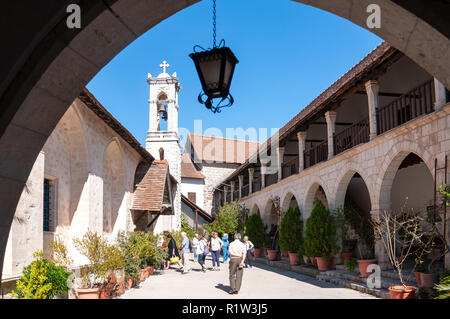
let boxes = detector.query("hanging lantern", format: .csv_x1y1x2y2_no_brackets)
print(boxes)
189,0,239,113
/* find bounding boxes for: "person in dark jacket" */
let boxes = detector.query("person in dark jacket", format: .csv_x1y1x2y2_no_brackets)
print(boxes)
165,233,183,270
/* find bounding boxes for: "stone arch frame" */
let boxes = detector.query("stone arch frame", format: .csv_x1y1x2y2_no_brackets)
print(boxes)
102,137,126,233
250,202,261,215
303,177,332,220
280,190,301,215
334,168,374,212
375,140,434,211
1,0,450,285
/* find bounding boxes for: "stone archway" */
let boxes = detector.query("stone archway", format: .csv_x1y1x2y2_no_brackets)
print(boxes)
1,0,450,283
303,181,330,221
281,191,301,215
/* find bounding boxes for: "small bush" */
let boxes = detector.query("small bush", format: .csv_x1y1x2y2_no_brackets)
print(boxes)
344,259,357,272
303,201,338,260
245,213,266,248
279,206,303,253
12,251,71,299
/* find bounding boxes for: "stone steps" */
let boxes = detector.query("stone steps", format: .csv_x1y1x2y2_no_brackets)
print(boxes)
316,274,391,299
335,264,418,284
252,257,319,278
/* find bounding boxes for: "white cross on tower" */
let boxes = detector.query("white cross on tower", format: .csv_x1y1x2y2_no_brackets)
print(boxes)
160,60,170,74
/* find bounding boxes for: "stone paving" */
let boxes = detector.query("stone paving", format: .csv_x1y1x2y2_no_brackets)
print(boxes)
119,257,377,299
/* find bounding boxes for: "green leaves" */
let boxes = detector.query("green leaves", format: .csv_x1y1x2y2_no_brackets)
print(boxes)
204,201,248,237
303,201,338,260
245,212,266,248
12,250,70,299
279,206,303,253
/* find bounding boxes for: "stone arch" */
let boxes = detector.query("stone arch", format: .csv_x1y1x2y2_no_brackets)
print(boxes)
334,168,374,211
102,138,126,233
303,178,331,221
281,191,301,215
250,202,261,215
376,141,434,211
1,0,450,284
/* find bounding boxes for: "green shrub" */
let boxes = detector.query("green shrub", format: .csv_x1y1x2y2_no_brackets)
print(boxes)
74,231,124,288
245,213,266,248
434,269,450,299
303,201,339,260
344,259,357,272
181,213,196,239
12,251,71,299
204,201,247,237
279,206,303,253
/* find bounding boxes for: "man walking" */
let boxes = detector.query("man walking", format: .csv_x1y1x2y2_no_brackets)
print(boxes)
180,232,191,274
228,233,246,295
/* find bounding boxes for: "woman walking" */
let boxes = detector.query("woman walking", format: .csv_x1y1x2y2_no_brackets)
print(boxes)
196,235,208,272
222,233,230,263
166,233,183,270
243,236,254,268
210,232,223,271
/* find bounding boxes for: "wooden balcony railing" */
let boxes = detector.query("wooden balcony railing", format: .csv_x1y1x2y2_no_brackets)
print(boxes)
253,178,261,193
242,184,249,198
304,141,328,169
282,156,299,179
377,78,434,135
233,189,239,201
334,117,370,155
265,173,278,187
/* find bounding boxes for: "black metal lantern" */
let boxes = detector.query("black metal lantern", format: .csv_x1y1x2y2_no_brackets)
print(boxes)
190,0,239,113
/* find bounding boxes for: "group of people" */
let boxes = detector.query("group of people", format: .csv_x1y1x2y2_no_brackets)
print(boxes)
162,231,255,294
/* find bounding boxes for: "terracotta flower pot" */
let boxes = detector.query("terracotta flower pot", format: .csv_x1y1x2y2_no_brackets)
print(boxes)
288,252,299,265
316,257,332,271
357,259,377,277
281,251,288,257
414,272,422,287
340,252,353,263
253,248,263,257
267,249,279,261
420,273,438,288
99,286,112,299
388,286,417,299
303,255,310,264
76,288,101,299
146,266,154,276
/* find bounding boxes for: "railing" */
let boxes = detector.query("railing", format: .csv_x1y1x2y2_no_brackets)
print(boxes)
253,178,261,193
377,78,434,134
233,189,239,201
242,184,249,198
265,173,278,187
304,141,328,169
282,156,299,179
226,191,231,203
334,117,370,155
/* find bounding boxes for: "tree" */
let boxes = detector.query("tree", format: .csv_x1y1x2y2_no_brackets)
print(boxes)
245,213,266,248
279,206,303,253
204,201,246,236
303,201,338,260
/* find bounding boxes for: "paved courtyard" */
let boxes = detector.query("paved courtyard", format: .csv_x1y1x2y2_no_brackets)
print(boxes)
119,257,377,299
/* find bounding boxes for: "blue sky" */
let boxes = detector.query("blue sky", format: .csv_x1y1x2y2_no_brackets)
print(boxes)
87,0,382,149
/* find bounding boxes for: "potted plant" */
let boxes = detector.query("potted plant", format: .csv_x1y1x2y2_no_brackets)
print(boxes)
344,258,357,273
304,201,338,271
11,251,72,299
279,206,303,265
73,231,124,299
372,210,424,299
245,213,266,257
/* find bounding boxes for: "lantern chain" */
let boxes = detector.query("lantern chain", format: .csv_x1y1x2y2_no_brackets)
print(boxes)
213,0,217,48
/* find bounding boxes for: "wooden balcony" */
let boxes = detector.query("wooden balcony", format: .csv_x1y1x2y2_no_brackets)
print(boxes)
334,117,370,155
304,141,328,169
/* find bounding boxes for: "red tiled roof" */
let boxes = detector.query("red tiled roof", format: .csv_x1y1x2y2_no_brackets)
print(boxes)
181,153,205,179
186,133,260,164
131,160,172,213
181,194,214,223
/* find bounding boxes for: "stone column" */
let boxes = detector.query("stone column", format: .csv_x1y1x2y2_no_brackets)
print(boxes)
248,167,254,194
370,210,390,270
238,175,244,199
297,131,307,172
434,78,447,111
365,80,379,140
276,147,285,182
230,181,235,201
325,111,337,160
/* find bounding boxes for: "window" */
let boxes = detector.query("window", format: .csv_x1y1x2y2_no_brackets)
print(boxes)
188,192,197,204
159,147,164,160
43,178,52,231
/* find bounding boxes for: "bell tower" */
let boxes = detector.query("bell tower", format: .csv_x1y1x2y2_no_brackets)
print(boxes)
146,60,181,232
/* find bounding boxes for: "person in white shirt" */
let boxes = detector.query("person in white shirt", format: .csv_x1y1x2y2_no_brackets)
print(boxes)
209,232,223,271
228,233,247,294
193,233,200,262
243,236,254,268
196,235,208,272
